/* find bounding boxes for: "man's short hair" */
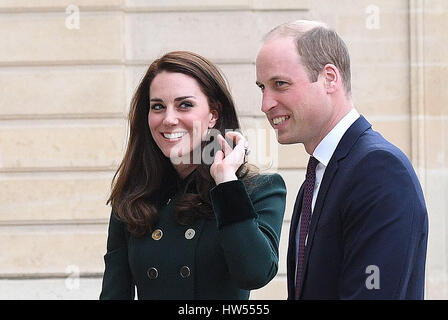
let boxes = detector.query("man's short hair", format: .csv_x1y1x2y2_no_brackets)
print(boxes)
264,20,352,95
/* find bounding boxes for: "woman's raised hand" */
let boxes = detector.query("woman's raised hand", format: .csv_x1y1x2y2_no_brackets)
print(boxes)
210,131,248,185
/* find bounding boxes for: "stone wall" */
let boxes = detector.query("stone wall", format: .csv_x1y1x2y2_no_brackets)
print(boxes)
0,0,446,299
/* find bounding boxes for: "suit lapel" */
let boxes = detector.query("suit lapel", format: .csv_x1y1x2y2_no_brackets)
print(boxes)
302,157,339,263
299,115,372,295
289,184,305,248
287,183,305,298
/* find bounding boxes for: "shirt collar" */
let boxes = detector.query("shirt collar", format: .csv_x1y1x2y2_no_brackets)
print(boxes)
313,108,360,167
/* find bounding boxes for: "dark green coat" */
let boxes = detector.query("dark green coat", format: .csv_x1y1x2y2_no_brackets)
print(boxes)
100,173,286,300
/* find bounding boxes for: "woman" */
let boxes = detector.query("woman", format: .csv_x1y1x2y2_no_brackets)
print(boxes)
100,51,286,299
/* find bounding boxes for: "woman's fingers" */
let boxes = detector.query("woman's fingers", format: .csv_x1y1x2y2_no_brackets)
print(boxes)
224,131,243,144
213,149,224,163
210,131,246,185
225,131,247,156
217,134,233,157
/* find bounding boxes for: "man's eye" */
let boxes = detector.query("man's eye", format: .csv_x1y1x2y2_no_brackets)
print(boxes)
150,104,164,111
258,84,265,92
275,81,287,87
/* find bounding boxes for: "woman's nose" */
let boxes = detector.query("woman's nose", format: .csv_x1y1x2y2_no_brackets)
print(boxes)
162,109,179,126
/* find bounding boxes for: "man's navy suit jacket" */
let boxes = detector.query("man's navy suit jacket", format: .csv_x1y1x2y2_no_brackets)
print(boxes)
287,115,429,299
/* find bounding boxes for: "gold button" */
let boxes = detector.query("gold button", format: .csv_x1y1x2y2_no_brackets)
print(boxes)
152,229,163,241
185,228,195,240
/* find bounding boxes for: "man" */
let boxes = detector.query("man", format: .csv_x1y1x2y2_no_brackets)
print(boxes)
255,20,428,299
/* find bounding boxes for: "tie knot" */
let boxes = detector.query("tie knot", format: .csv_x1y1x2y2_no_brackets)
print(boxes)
306,156,319,175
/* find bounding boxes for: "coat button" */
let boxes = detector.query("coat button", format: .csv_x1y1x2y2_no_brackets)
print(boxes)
147,267,158,280
185,228,195,240
180,266,191,278
152,229,163,241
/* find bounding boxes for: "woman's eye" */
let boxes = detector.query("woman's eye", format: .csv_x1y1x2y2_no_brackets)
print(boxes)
150,104,164,111
179,101,193,109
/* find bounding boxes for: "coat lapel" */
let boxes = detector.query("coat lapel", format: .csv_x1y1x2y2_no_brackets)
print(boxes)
299,115,372,296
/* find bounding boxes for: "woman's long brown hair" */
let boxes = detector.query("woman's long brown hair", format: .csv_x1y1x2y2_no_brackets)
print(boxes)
108,51,257,237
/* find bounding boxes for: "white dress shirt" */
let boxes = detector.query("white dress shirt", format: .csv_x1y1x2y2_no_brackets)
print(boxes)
294,108,360,282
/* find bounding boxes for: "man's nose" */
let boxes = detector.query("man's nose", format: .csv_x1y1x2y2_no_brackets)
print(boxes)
261,90,277,114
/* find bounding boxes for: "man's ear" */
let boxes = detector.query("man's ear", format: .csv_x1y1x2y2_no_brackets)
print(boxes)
209,109,219,128
322,64,339,94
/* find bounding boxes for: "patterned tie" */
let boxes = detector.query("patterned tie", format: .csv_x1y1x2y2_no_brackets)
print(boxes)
295,156,319,299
